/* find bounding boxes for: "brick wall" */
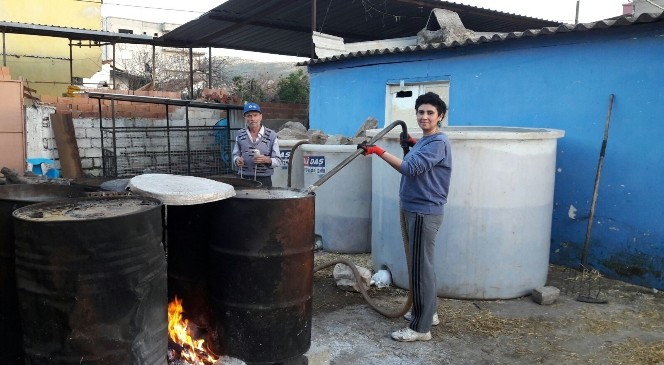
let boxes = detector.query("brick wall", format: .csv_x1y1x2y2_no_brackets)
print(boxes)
260,102,309,122
40,90,309,123
40,89,183,119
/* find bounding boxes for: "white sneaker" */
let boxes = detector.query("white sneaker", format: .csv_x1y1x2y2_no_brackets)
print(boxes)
391,327,432,342
403,311,440,326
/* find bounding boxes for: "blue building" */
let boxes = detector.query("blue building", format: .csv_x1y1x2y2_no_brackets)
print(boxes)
304,14,664,290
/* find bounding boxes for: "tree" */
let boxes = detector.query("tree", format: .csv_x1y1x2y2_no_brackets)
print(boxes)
276,69,309,103
231,75,269,102
113,45,233,97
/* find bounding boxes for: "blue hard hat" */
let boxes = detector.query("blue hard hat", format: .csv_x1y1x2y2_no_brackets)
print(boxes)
243,102,262,114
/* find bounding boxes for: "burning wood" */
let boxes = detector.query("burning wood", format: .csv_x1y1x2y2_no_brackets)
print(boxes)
168,297,218,365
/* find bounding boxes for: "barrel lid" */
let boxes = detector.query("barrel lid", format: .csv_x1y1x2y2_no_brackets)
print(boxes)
128,173,235,205
13,196,160,222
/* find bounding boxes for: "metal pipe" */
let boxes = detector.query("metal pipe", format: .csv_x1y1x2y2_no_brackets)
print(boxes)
581,94,614,268
112,43,116,90
166,105,172,174
287,140,310,188
98,98,105,176
69,39,73,85
2,32,6,66
189,48,194,99
151,45,156,83
186,106,191,174
111,99,118,177
304,120,408,194
311,0,317,58
208,47,212,88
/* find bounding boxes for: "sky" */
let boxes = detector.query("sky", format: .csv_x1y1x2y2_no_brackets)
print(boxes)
101,0,629,60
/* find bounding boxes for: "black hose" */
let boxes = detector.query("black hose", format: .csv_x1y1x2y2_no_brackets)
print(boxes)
312,120,413,318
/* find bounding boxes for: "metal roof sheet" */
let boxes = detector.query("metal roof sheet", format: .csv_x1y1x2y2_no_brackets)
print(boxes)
0,21,154,44
302,12,664,65
158,0,561,57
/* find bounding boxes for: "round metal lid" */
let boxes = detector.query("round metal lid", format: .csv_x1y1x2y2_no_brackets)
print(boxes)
128,174,235,205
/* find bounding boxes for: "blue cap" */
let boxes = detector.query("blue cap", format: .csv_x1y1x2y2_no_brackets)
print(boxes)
243,102,262,114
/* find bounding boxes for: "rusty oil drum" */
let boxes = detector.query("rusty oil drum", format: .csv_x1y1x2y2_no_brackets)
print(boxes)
166,175,261,331
12,196,167,365
0,184,95,365
207,188,314,364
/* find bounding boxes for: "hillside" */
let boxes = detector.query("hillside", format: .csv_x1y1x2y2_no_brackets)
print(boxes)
224,57,302,79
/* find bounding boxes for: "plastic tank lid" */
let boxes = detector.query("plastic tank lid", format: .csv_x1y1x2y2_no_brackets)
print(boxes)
366,126,565,140
128,174,235,205
300,144,358,152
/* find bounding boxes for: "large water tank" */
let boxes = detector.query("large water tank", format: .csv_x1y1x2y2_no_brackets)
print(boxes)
273,139,307,189
302,144,372,253
368,127,565,299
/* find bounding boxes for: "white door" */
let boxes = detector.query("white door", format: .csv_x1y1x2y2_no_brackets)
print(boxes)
385,81,450,130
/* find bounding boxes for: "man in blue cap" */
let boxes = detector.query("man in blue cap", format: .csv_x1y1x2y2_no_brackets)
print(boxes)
231,102,281,186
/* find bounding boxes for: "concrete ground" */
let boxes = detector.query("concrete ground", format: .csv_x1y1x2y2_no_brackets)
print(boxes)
307,252,664,365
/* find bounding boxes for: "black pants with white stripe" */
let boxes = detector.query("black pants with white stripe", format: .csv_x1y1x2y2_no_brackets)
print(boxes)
403,210,444,333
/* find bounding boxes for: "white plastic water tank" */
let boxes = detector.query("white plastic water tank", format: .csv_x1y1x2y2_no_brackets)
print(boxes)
368,126,565,299
301,144,372,253
273,139,307,189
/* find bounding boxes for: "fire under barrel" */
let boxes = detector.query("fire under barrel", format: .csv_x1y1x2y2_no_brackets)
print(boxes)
12,196,167,365
207,189,314,364
0,184,95,365
165,175,254,331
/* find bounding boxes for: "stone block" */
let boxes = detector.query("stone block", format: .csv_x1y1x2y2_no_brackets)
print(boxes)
532,286,560,305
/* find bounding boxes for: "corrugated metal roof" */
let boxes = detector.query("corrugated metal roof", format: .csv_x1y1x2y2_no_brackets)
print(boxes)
158,0,561,57
0,21,154,44
302,12,664,65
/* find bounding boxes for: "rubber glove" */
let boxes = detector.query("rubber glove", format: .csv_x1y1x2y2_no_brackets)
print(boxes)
357,141,385,156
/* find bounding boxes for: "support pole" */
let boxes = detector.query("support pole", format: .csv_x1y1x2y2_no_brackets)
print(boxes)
208,47,212,88
189,48,194,99
581,94,614,268
112,43,116,90
2,32,6,67
311,0,317,58
152,45,156,84
69,39,73,85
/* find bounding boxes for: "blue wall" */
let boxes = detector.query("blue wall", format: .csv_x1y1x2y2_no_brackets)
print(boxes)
308,24,664,289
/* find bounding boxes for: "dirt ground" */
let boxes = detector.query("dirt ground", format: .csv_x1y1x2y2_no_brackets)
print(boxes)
311,251,664,365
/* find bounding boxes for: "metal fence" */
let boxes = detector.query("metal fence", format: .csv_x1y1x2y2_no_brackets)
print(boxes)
90,93,244,178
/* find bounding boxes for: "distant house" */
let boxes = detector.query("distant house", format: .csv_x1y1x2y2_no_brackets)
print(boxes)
304,13,664,290
1,0,102,96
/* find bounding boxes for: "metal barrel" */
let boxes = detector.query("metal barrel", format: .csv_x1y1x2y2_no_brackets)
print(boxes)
0,184,95,365
12,196,167,365
206,188,314,364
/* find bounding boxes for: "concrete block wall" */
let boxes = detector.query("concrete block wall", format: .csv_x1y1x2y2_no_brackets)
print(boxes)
27,93,309,177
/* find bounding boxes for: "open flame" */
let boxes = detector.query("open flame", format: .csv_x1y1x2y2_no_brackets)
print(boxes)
168,296,218,365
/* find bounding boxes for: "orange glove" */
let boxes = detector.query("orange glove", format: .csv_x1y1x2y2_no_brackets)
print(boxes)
357,142,385,156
